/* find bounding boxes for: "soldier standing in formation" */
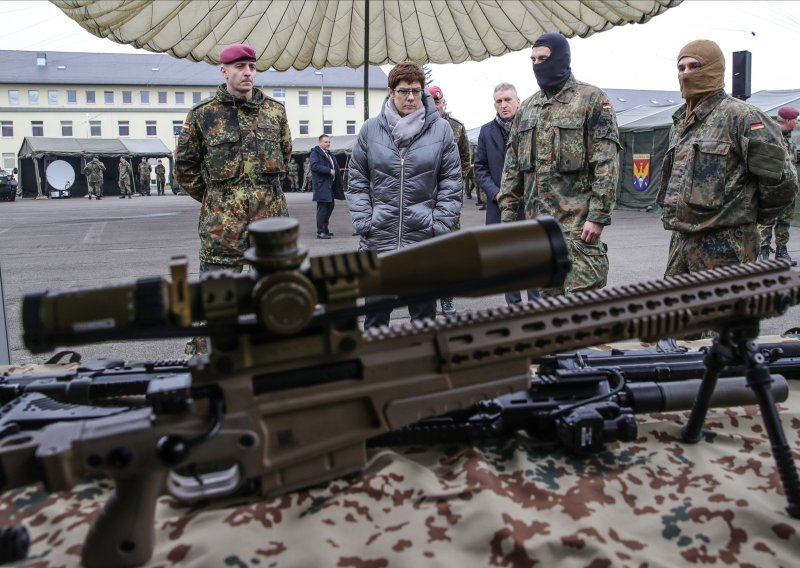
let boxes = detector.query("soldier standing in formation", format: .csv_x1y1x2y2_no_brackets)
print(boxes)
154,159,166,195
500,32,620,298
138,157,152,195
176,43,292,355
757,105,799,266
287,159,299,191
658,40,797,278
84,155,105,200
428,84,470,316
301,159,312,192
118,157,132,198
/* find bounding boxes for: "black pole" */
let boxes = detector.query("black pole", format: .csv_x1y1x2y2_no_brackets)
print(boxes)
363,0,369,121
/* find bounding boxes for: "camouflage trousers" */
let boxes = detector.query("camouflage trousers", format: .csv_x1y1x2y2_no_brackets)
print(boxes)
540,233,608,298
140,177,150,194
156,178,165,194
119,177,131,195
757,220,791,248
664,225,758,278
185,262,245,356
288,174,299,191
87,180,103,198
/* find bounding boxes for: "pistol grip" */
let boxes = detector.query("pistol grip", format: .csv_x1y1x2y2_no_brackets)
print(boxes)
82,469,168,568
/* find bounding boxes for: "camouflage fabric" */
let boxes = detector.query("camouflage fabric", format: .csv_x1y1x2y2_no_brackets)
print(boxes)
155,163,166,195
302,160,312,191
665,226,759,277
84,158,105,198
541,231,609,297
758,130,798,247
118,160,132,195
2,338,798,566
287,160,299,190
499,74,620,295
175,84,292,266
658,90,797,237
445,112,471,182
138,161,152,185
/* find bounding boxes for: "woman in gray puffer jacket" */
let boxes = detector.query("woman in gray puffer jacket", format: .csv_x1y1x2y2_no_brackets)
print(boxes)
347,61,463,329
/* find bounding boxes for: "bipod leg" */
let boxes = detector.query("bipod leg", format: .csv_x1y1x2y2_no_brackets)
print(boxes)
682,321,800,518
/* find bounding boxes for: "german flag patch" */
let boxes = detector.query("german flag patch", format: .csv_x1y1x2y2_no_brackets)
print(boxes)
750,122,765,130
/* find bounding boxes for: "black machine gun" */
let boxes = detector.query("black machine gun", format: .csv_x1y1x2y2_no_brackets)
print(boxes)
3,216,800,567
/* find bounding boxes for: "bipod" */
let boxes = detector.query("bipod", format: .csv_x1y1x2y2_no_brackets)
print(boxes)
681,319,800,518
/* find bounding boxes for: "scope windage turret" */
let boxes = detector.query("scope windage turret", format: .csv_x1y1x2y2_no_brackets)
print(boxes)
21,216,570,353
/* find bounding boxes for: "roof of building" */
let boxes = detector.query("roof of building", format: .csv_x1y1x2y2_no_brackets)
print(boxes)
0,50,388,88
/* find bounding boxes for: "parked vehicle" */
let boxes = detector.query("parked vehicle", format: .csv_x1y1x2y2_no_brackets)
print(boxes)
0,168,17,201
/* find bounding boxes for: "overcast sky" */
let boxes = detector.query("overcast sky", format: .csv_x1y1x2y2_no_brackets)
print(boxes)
1,1,799,129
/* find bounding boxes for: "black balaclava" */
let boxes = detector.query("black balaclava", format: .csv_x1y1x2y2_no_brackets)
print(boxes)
532,32,571,93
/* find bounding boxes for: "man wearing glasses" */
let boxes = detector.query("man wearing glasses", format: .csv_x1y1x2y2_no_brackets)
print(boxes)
346,61,462,330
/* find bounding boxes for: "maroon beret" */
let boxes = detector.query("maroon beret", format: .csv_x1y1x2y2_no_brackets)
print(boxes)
428,85,444,101
220,43,256,64
778,106,799,120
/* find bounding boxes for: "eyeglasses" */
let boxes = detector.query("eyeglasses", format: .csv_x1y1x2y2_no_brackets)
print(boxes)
394,88,423,97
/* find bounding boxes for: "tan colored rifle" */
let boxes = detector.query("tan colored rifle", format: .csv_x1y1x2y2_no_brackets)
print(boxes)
3,217,800,566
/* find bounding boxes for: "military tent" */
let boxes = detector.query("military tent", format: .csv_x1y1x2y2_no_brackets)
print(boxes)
17,137,173,198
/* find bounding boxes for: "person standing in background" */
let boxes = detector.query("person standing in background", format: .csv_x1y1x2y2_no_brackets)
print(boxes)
475,82,538,305
154,159,166,195
84,155,105,200
118,157,132,199
310,134,344,239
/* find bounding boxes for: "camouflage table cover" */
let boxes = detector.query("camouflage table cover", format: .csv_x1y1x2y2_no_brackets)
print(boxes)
2,342,799,567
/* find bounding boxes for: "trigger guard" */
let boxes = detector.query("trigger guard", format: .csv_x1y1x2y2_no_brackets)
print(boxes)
166,464,241,503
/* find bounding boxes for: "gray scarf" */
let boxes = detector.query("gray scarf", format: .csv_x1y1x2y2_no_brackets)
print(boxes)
495,114,513,143
384,98,426,151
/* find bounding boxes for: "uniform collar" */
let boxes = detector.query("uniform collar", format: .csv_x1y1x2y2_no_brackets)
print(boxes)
673,89,726,126
533,75,577,105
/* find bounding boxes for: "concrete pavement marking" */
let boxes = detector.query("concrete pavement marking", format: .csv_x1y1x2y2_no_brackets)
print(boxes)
82,221,107,244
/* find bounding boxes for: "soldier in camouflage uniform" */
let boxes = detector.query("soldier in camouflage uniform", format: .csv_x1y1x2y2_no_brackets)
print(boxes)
499,33,620,298
301,159,312,192
287,160,299,191
757,106,798,266
429,85,469,316
176,43,291,355
155,159,166,195
658,40,797,278
118,157,132,198
138,157,152,195
84,155,105,200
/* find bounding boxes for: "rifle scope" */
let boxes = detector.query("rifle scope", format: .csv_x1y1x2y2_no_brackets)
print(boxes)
22,216,569,352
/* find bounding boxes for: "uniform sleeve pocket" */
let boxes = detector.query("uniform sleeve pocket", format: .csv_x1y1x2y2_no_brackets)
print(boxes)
686,140,731,209
206,131,241,181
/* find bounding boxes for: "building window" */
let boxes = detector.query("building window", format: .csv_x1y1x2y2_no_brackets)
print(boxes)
89,120,101,137
299,120,309,135
323,120,332,135
140,90,150,104
208,91,215,98
323,91,332,107
67,90,77,104
1,121,12,137
8,90,19,105
61,121,73,137
172,120,183,136
158,91,167,104
122,91,132,104
346,120,356,135
31,121,44,137
298,90,308,106
346,91,355,107
2,153,15,170
86,90,96,104
146,120,157,136
48,90,59,104
175,92,185,104
28,90,39,104
192,91,202,103
272,87,285,102
118,121,130,137
104,91,114,104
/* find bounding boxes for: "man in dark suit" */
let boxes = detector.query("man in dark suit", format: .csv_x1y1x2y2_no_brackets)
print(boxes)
310,134,344,238
474,82,538,304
